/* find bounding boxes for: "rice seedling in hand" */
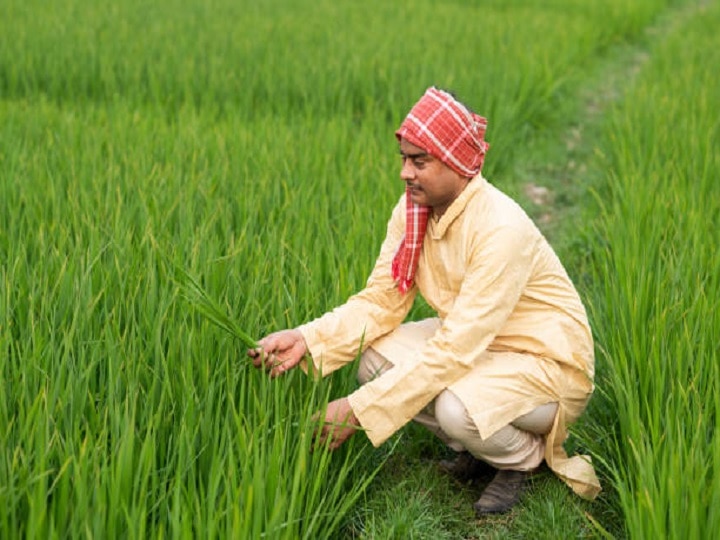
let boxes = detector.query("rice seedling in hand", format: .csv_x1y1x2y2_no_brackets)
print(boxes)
172,262,258,349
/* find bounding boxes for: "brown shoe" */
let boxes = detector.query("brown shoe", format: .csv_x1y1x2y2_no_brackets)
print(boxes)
438,451,494,482
473,469,529,515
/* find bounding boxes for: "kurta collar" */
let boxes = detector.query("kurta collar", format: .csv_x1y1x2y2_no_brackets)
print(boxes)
429,175,487,239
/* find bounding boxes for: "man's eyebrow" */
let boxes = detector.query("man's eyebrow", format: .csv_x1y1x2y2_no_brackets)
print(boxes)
399,150,430,159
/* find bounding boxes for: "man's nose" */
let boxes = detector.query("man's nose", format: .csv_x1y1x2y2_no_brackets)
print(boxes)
400,159,415,181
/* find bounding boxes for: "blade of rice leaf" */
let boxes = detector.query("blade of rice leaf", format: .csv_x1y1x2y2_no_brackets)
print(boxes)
173,264,258,349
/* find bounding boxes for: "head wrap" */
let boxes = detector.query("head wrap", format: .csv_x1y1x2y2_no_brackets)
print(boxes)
395,87,489,177
392,87,490,294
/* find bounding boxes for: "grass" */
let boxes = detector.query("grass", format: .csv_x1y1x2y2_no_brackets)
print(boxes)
1,0,716,537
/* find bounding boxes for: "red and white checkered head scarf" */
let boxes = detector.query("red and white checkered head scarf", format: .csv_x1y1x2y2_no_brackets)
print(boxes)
392,87,490,293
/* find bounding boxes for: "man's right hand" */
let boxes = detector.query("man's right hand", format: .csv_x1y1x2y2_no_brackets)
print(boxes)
247,329,308,378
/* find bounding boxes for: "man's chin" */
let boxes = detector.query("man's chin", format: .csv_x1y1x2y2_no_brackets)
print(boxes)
409,192,427,206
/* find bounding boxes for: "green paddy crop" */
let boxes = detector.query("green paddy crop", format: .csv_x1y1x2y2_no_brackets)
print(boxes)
580,2,720,537
1,0,715,537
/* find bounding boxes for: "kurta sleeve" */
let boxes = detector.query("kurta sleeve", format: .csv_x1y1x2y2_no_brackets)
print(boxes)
297,197,417,376
347,223,537,447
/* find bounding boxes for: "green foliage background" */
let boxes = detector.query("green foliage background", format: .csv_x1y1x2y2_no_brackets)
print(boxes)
2,0,718,538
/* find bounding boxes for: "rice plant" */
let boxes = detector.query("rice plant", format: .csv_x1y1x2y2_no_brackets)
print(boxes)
0,0,709,537
581,2,720,537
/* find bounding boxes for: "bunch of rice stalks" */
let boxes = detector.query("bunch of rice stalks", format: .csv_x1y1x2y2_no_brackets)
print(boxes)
172,263,258,350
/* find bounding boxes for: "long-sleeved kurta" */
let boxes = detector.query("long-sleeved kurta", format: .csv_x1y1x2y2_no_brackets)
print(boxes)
298,175,601,499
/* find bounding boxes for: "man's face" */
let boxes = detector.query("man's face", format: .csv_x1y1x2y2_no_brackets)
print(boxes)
398,138,470,218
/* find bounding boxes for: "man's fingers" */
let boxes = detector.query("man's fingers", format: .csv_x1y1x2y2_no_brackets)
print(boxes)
310,425,326,452
312,419,351,451
249,349,283,373
249,348,270,368
269,353,303,377
269,363,285,378
312,417,330,442
248,330,306,377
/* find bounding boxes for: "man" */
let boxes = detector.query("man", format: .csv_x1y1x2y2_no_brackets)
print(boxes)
248,87,600,515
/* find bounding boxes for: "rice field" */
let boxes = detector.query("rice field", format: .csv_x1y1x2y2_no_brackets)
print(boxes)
1,0,718,537
580,3,720,537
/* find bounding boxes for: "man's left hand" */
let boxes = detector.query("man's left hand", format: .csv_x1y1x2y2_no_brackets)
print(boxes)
313,398,360,451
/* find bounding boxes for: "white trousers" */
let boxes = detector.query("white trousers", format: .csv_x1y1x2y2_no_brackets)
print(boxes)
357,348,558,471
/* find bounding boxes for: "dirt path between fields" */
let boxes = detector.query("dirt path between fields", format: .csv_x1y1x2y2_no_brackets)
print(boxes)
516,1,707,245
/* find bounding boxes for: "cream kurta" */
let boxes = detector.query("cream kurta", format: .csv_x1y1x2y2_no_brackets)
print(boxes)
298,176,601,499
